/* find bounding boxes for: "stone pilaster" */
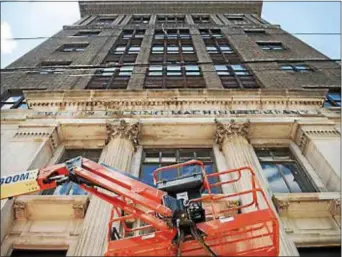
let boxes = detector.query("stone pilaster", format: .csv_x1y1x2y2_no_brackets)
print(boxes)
215,119,299,256
72,120,140,256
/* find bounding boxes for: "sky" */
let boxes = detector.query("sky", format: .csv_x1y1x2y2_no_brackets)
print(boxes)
0,1,341,68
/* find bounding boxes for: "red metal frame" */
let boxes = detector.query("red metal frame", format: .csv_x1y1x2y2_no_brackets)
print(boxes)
12,157,279,256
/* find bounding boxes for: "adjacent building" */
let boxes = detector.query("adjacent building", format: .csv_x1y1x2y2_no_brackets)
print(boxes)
1,1,341,256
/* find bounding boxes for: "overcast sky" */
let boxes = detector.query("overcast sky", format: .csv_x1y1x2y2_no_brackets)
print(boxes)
0,1,340,68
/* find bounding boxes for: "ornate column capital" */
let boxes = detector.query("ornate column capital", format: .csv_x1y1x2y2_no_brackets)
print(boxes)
106,119,141,150
214,119,250,150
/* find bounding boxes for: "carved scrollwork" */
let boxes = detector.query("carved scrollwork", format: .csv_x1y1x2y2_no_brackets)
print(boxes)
106,120,140,151
215,119,250,150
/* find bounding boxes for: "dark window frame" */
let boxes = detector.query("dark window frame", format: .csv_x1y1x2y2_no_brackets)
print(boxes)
140,148,221,193
58,43,89,52
92,16,116,25
0,90,28,110
224,14,249,25
41,149,102,196
280,64,313,72
255,147,317,193
156,15,186,24
129,15,151,24
257,42,285,51
192,15,213,24
74,30,101,37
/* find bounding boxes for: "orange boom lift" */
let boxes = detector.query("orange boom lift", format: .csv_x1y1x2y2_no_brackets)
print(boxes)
1,157,279,256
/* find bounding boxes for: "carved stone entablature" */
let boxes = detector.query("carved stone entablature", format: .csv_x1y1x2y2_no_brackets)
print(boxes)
106,120,140,150
24,89,326,112
13,201,27,220
214,119,250,150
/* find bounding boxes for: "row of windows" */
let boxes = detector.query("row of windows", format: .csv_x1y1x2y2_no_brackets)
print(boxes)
38,146,317,196
85,14,262,26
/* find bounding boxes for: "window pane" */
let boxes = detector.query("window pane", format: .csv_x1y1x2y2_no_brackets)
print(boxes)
149,65,163,71
18,103,28,109
121,66,133,71
141,164,159,186
167,66,181,71
215,65,228,71
261,163,290,193
231,64,246,71
280,163,302,193
327,92,341,102
5,96,22,102
280,65,294,71
1,104,13,109
149,71,163,76
185,65,199,71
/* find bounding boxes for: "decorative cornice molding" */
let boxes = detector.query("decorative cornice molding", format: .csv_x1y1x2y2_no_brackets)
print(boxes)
295,125,340,153
214,119,250,150
106,119,140,150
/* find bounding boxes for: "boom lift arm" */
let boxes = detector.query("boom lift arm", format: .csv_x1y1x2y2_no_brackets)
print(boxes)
1,157,279,256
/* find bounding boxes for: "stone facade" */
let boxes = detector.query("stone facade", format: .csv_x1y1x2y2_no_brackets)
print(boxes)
0,1,341,256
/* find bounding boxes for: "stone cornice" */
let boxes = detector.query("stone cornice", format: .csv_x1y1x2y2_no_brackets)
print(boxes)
24,89,326,111
79,1,262,17
215,119,250,150
295,124,341,153
106,119,140,150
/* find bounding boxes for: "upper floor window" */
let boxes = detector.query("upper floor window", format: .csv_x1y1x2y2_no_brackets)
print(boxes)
215,64,259,88
280,64,312,72
122,29,145,39
255,148,316,193
92,17,116,25
74,30,100,37
1,90,28,110
30,61,72,75
86,66,134,89
244,29,266,35
324,89,341,107
42,149,102,196
59,43,88,52
154,29,191,40
206,45,233,54
225,15,248,25
192,15,212,24
257,42,284,51
140,148,219,193
144,64,206,89
130,15,150,24
199,29,224,39
157,15,185,24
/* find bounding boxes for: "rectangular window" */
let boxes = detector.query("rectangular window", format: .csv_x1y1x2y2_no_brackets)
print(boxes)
280,64,312,72
41,149,102,196
144,64,205,88
59,43,88,52
74,31,100,37
214,64,258,88
324,89,341,107
93,17,116,25
150,29,196,63
1,91,28,110
225,15,248,25
140,148,220,193
192,15,212,24
156,15,185,24
255,148,316,193
244,29,266,35
257,42,284,50
129,15,150,24
29,61,72,75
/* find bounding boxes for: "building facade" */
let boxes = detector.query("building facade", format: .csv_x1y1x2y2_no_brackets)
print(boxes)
0,1,341,256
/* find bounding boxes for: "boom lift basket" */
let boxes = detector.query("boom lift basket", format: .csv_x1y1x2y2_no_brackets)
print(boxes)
104,160,279,256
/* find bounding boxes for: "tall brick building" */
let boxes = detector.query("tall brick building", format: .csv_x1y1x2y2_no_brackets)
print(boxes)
1,1,341,256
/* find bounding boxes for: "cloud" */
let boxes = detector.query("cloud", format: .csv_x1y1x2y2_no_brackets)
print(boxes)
1,21,17,54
